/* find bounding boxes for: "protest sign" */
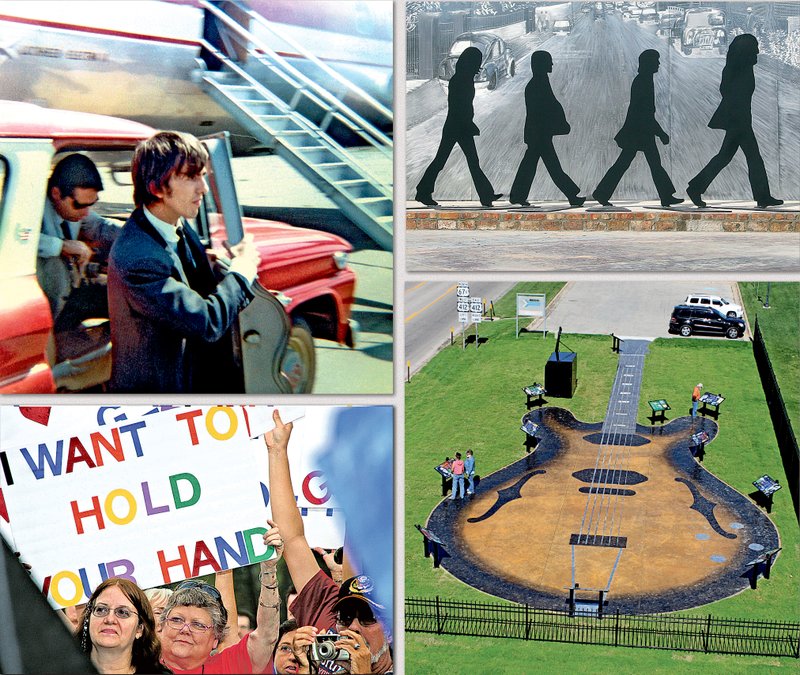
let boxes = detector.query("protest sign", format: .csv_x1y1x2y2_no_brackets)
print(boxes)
0,405,350,608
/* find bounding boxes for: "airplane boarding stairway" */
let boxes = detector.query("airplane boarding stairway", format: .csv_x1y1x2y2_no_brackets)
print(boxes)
195,0,393,251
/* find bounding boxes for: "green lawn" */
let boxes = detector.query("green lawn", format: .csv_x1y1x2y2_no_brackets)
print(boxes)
406,292,800,673
739,282,799,426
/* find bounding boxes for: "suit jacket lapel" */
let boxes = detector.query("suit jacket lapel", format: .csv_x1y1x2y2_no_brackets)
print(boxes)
132,208,192,286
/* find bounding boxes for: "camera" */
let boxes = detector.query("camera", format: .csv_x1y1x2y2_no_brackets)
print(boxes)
309,634,350,662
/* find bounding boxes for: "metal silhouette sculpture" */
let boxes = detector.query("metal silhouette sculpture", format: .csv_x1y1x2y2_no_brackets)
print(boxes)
415,46,501,207
509,51,585,207
687,34,783,208
592,50,683,208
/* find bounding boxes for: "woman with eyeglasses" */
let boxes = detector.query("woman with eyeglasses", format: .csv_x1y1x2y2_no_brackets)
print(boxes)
76,577,168,674
158,521,285,674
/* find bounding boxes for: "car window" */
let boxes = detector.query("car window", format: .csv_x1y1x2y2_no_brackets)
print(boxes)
450,40,473,57
712,299,722,307
700,298,710,305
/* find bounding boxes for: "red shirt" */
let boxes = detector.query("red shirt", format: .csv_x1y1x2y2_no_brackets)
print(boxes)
451,459,465,475
167,632,261,674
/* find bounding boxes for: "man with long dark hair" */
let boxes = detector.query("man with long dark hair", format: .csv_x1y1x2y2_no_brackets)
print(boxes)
415,46,501,207
687,34,782,208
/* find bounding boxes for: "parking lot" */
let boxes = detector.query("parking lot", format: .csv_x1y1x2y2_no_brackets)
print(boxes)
533,280,746,340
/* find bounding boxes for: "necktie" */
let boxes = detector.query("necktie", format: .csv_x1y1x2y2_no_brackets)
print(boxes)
61,220,73,240
176,226,196,278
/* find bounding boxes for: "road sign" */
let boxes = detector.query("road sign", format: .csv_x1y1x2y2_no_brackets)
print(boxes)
458,311,469,323
470,296,482,323
456,282,470,298
457,300,469,312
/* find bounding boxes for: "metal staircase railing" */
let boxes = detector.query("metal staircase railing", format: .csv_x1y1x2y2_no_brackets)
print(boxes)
196,0,393,250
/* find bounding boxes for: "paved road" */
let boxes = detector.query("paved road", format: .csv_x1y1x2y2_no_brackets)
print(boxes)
405,281,515,374
406,230,800,273
539,280,746,340
406,13,799,201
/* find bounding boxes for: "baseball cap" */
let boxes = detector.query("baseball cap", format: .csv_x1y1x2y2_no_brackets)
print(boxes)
334,575,385,611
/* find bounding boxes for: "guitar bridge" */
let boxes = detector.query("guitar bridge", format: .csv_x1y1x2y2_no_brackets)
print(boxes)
570,534,627,548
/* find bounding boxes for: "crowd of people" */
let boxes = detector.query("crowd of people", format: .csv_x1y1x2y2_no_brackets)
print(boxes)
32,410,392,674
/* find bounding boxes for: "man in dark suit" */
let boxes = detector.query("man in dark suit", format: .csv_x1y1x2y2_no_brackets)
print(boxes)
37,154,120,336
592,50,683,207
108,131,259,393
509,51,584,207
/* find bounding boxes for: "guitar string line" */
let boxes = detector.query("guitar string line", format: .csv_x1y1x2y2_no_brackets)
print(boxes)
607,352,646,543
595,359,635,544
587,357,630,542
579,355,627,541
583,351,644,545
606,353,644,543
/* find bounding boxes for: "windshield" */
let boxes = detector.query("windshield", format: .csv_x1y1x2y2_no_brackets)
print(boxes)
450,40,482,57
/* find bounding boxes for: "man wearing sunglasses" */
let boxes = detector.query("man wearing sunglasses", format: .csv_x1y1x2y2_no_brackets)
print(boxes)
37,153,120,339
264,411,393,674
159,522,284,674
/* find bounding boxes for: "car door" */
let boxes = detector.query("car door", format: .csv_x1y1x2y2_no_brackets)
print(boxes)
201,133,293,393
697,307,726,334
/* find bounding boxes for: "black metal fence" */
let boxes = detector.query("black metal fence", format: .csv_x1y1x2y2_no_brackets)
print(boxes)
406,597,800,658
752,316,799,520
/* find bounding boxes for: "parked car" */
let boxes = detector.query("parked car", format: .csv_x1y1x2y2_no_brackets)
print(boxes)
668,305,745,339
680,8,727,55
0,101,357,394
638,8,658,24
683,293,743,318
438,32,516,91
553,20,572,36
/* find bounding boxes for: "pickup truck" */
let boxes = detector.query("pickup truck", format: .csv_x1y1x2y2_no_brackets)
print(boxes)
0,101,357,393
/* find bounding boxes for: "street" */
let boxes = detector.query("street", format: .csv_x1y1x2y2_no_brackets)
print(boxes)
405,281,515,374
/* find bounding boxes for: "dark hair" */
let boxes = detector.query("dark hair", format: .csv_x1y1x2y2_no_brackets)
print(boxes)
48,154,103,196
76,577,162,672
638,49,660,71
238,609,254,626
455,46,483,74
531,50,552,73
455,452,462,459
132,131,208,207
272,619,299,659
726,33,759,69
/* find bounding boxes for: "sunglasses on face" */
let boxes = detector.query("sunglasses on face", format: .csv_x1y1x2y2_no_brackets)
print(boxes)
336,606,377,627
92,604,138,620
164,615,213,633
69,195,98,210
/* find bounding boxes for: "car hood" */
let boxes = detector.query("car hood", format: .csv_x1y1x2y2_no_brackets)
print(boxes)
209,215,352,281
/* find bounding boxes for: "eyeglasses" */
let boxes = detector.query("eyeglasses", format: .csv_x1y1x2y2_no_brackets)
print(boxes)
70,195,98,210
175,580,223,604
336,607,377,627
92,604,138,620
165,616,213,633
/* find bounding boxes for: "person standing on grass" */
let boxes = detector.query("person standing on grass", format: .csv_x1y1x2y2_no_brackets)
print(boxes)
464,449,476,495
692,383,704,417
450,452,465,500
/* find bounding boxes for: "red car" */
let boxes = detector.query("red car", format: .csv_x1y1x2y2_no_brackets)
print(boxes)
0,101,356,393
